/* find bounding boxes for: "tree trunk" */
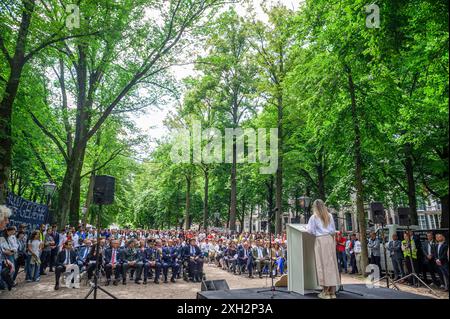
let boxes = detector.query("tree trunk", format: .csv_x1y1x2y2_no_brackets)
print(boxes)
0,0,36,205
229,137,237,232
202,167,209,230
184,176,191,230
440,194,449,228
83,172,96,225
347,67,369,276
404,143,418,225
317,148,326,200
249,204,253,233
275,94,283,236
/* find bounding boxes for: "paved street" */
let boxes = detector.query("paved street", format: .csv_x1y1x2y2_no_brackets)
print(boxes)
0,263,447,299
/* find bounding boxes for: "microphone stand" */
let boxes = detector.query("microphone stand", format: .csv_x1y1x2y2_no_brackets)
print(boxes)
84,201,117,299
257,208,290,298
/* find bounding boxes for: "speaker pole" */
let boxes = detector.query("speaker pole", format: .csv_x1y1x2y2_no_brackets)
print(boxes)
84,193,118,299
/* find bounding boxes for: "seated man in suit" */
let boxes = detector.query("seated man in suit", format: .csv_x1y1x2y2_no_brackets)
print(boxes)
54,240,77,290
76,239,92,273
237,242,251,277
161,239,179,283
85,242,104,283
104,239,123,286
224,242,238,273
122,239,143,285
252,239,270,278
183,238,204,282
143,239,162,284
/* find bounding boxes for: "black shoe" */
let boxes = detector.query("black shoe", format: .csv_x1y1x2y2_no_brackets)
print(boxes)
113,280,118,286
164,279,168,283
135,280,141,284
122,280,126,285
171,277,176,283
54,284,59,291
154,280,160,284
143,280,147,285
105,280,110,286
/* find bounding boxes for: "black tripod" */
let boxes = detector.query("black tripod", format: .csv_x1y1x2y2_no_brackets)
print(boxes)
373,221,400,290
84,204,117,299
257,208,290,298
392,223,438,297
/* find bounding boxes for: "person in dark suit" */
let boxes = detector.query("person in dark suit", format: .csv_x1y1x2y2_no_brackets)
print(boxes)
161,239,179,283
122,239,143,285
237,241,251,276
104,239,123,286
76,239,91,273
49,225,60,272
183,238,204,282
143,239,162,284
252,239,269,278
435,233,448,291
86,242,104,282
54,240,77,290
224,242,238,273
422,231,440,286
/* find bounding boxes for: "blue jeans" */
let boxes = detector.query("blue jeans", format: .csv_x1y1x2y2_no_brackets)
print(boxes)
337,251,347,272
30,263,40,281
25,254,32,280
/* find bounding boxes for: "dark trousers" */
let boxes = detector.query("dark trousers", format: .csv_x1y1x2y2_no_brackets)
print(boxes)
237,258,248,274
350,253,357,274
40,250,51,274
437,263,448,289
188,257,204,279
162,261,180,280
391,258,405,279
50,248,58,270
55,265,66,284
246,258,254,276
122,262,143,282
143,261,161,281
423,258,440,285
405,256,419,285
104,263,122,280
337,251,347,272
370,254,382,274
86,262,100,280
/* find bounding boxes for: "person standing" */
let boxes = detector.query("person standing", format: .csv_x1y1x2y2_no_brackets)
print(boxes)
422,231,440,286
348,234,357,274
435,233,448,291
336,232,347,273
402,232,418,285
28,231,43,282
387,234,405,280
306,199,340,299
354,234,362,275
368,232,382,274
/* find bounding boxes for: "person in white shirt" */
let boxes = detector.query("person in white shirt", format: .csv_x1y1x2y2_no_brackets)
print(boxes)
306,199,340,299
353,234,362,275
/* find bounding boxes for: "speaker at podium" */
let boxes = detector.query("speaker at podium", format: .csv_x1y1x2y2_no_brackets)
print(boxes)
286,224,321,295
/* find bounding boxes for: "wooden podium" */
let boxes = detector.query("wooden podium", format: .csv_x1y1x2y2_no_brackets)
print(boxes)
286,224,321,295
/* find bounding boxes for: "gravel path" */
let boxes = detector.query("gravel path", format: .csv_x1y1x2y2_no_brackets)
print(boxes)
0,264,447,299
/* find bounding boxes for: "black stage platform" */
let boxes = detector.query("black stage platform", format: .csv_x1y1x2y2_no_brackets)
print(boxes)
197,284,432,299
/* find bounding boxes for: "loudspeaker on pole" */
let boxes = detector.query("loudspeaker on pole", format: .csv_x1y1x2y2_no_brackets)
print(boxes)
93,175,115,205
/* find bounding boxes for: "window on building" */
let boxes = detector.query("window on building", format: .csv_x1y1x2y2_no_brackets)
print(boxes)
418,214,427,229
427,214,436,229
345,213,353,231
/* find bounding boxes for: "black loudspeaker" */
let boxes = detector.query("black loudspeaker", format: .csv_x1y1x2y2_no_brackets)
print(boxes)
370,202,385,224
201,279,229,291
397,207,410,226
93,175,115,205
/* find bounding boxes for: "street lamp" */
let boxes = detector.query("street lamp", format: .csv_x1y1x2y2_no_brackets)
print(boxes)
299,195,311,223
42,182,57,205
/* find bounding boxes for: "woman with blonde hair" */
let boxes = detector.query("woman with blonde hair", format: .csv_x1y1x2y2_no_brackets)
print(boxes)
307,199,340,299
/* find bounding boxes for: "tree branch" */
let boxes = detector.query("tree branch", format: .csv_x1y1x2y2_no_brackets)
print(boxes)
80,148,123,179
29,111,69,163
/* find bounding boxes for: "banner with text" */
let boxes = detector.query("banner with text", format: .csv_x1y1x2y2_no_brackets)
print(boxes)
6,193,50,230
